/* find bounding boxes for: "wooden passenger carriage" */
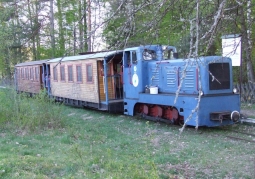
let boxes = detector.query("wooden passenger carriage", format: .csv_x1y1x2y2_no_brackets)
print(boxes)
46,50,124,112
15,60,48,94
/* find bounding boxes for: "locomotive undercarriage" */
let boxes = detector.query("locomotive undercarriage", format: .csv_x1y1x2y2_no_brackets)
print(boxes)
134,103,184,125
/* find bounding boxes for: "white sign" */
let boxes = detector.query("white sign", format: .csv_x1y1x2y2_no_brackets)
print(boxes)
222,36,241,66
132,74,139,87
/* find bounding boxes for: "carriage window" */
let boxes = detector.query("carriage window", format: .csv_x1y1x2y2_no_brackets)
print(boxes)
53,67,58,81
16,69,19,79
68,65,73,82
30,68,34,81
76,65,82,83
25,68,28,79
132,51,137,64
86,64,93,83
21,68,24,79
35,67,39,81
143,49,156,60
60,65,65,81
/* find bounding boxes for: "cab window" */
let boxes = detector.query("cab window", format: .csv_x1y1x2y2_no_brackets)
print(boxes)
163,49,173,60
143,49,156,60
132,51,137,64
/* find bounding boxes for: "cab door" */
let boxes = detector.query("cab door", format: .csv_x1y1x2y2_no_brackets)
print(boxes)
123,50,140,99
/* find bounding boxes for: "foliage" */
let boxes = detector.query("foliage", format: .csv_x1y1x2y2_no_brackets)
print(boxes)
0,88,65,131
103,0,255,82
0,0,254,82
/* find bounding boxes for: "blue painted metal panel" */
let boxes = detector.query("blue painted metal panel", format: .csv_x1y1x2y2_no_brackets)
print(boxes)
197,94,240,126
42,64,45,88
46,64,51,95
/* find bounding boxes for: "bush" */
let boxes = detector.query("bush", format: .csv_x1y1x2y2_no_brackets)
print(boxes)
0,88,65,132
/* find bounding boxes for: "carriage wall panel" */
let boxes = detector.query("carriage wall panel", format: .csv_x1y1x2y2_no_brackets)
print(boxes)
50,59,100,103
16,65,42,94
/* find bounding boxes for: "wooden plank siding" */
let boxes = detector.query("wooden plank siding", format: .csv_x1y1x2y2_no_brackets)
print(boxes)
50,59,100,103
16,65,43,94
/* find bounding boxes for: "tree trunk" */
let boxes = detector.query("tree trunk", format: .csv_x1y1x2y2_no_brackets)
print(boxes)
57,0,65,55
27,0,37,60
78,0,84,52
87,0,91,52
50,0,55,57
83,0,88,52
4,48,11,81
35,0,40,60
240,5,255,83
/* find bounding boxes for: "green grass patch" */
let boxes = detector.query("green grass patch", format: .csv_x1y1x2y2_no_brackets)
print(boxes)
0,88,255,178
0,88,65,132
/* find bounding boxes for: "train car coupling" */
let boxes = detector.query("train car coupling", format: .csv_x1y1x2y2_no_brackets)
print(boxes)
210,111,240,122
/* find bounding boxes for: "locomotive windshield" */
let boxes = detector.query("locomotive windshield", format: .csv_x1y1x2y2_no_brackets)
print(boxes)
163,49,174,60
143,49,156,60
209,63,230,90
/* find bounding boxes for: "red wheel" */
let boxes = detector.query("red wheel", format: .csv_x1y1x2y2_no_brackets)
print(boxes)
163,107,179,122
148,105,163,117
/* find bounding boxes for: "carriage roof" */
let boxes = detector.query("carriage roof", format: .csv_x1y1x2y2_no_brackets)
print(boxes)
15,60,49,67
46,50,123,63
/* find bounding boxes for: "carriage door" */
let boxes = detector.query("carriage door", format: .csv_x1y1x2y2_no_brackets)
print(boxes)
98,58,123,102
41,64,51,94
97,61,114,101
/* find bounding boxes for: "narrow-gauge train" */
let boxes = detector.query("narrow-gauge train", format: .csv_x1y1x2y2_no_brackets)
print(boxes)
15,45,240,127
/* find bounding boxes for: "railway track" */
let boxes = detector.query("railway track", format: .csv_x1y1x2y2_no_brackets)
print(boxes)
225,135,255,143
215,123,255,143
135,113,255,143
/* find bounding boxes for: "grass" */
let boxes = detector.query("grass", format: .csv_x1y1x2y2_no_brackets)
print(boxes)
0,88,255,178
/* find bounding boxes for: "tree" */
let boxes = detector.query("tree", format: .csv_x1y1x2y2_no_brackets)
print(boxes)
103,0,255,83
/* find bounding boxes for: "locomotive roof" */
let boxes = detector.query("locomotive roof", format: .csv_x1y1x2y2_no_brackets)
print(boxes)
15,60,49,67
47,50,123,63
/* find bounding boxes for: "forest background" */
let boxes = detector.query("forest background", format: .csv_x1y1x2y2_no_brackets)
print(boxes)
0,0,254,84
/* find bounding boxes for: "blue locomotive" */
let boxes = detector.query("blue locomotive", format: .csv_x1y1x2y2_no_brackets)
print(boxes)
122,45,240,127
15,45,240,127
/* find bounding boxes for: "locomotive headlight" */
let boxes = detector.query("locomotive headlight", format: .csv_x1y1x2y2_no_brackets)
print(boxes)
233,88,238,94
